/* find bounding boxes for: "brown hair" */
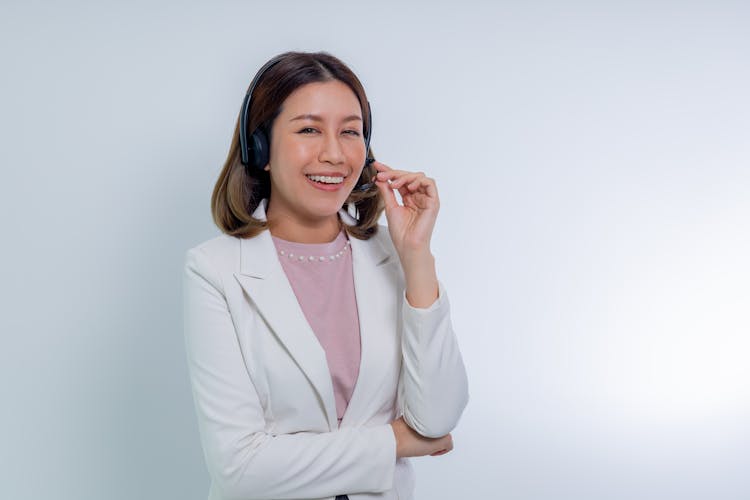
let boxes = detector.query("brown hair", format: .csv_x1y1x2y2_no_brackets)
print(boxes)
211,51,383,240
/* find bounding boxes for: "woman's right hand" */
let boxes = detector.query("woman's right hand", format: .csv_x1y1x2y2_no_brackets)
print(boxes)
389,416,454,458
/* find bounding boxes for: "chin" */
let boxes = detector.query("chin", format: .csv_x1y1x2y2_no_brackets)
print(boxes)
305,197,347,218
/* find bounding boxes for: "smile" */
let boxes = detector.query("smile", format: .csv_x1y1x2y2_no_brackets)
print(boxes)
306,174,344,184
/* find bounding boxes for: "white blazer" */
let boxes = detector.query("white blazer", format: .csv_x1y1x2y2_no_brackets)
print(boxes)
183,199,469,500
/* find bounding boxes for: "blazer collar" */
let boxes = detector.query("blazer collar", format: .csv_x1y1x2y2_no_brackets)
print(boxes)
233,199,397,430
239,198,391,277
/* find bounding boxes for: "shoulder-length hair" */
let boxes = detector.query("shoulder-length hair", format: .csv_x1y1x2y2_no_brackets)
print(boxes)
211,51,383,240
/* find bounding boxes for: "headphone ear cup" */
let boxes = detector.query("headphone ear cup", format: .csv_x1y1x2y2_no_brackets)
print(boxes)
250,128,270,171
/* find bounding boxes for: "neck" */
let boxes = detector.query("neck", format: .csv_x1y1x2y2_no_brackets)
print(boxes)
266,208,342,244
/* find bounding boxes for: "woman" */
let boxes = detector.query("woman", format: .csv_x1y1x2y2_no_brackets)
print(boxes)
183,51,468,500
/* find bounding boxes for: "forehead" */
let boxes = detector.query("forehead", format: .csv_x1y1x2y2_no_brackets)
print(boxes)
278,80,362,118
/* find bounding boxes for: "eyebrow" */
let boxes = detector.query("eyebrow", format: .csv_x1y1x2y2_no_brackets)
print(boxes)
289,113,362,123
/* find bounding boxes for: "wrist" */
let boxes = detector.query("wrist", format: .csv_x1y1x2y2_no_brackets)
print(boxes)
398,247,433,267
402,254,439,308
390,422,403,459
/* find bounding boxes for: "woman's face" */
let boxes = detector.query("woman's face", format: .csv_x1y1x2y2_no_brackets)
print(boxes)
265,79,367,228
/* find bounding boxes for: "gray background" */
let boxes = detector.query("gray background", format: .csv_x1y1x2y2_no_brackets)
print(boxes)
1,1,748,499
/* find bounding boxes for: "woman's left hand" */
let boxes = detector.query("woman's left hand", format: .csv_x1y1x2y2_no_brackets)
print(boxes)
372,161,440,260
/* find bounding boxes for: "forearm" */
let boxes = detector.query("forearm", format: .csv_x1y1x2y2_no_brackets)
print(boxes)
200,424,396,500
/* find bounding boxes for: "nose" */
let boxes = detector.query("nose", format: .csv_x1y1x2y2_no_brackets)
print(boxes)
318,133,346,165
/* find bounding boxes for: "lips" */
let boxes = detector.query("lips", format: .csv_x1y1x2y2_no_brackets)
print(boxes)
304,173,347,192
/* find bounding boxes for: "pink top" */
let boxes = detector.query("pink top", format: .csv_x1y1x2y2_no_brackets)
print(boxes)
271,229,361,427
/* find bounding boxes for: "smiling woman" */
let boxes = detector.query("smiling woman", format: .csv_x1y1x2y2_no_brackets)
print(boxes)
211,52,380,242
183,51,469,500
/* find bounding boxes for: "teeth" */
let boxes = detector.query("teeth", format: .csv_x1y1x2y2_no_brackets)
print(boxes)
307,174,344,184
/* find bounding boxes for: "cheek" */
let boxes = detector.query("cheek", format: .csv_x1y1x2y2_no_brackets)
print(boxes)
345,141,367,163
271,137,312,168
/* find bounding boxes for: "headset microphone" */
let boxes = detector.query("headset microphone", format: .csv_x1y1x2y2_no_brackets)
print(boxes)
353,158,377,192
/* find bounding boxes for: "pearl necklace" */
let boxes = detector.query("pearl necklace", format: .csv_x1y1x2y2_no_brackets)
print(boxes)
278,240,351,263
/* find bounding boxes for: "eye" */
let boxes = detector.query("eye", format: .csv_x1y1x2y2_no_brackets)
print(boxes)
343,130,361,137
298,127,319,134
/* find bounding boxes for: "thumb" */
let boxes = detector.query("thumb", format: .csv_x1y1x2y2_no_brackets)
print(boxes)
376,179,399,212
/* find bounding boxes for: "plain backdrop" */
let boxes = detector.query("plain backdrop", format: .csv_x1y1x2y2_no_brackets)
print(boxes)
1,1,748,499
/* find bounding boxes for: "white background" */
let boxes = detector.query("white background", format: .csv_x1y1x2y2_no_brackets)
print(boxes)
1,1,748,499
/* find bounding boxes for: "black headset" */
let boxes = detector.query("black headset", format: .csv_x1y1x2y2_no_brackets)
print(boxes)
238,56,375,192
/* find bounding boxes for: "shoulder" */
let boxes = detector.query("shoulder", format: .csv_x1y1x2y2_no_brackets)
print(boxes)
187,233,240,259
183,234,243,285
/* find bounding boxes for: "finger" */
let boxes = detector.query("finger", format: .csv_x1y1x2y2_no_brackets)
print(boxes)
375,169,422,184
376,179,399,211
397,184,412,201
371,160,393,172
403,179,439,210
441,434,453,451
393,173,426,189
406,176,435,192
426,177,438,199
381,171,425,188
398,181,430,201
375,171,423,202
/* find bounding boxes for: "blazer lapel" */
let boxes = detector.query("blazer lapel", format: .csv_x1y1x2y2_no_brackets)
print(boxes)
233,200,337,430
340,229,401,428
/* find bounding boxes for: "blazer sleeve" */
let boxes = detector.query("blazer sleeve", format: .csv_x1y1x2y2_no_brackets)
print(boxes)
398,280,470,438
183,247,397,500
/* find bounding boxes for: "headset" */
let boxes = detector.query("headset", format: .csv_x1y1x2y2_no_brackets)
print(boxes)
239,56,375,192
